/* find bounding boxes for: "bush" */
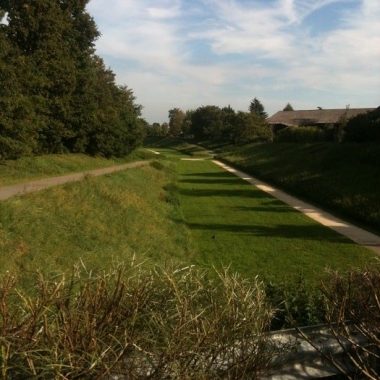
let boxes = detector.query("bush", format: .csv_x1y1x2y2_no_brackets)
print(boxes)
300,268,380,378
345,107,380,142
0,264,274,379
275,126,328,143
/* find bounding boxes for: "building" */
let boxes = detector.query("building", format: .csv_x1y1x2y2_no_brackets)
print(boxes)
267,108,375,130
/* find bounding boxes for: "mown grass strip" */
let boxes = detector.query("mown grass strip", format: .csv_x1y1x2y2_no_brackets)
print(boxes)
175,159,375,285
217,142,380,234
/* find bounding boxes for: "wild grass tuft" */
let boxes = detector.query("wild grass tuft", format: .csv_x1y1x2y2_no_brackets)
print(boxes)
0,263,274,379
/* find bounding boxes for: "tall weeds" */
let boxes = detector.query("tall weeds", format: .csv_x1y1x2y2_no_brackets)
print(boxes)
0,263,273,379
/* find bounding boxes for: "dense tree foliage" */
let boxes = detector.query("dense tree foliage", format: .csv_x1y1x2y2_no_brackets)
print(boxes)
344,107,380,142
184,104,272,143
168,108,185,137
249,97,268,119
0,0,145,160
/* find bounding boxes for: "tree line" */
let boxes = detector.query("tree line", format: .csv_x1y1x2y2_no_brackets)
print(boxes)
0,0,145,160
147,98,272,143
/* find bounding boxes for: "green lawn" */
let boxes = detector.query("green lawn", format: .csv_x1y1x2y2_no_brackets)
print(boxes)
0,149,154,186
217,142,380,234
174,159,374,285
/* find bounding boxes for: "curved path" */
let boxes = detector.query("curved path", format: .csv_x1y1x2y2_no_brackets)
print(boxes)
0,161,150,201
213,160,380,255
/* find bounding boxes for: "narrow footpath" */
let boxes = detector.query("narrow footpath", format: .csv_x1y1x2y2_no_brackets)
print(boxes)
0,161,150,201
213,160,380,255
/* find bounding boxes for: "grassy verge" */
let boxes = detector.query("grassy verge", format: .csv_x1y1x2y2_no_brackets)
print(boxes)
216,142,380,234
0,161,194,283
0,149,155,186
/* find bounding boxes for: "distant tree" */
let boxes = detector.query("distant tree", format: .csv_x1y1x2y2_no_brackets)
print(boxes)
168,108,185,137
249,98,268,119
181,110,194,137
283,103,294,111
231,112,272,144
161,122,169,136
190,106,224,140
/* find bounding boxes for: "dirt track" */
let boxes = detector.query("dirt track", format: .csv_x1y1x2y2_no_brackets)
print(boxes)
0,161,150,201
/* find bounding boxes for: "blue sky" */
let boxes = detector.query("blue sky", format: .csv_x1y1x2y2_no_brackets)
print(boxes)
87,0,380,123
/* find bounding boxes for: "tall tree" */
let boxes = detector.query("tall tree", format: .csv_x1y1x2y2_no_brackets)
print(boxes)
249,98,268,119
0,0,144,158
0,15,39,159
168,108,185,137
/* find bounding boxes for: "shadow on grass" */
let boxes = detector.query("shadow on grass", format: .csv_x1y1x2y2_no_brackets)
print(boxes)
232,205,298,214
181,172,233,178
179,188,269,199
180,178,242,185
186,222,352,244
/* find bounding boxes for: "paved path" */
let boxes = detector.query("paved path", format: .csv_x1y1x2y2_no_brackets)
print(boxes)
213,160,380,255
0,161,150,201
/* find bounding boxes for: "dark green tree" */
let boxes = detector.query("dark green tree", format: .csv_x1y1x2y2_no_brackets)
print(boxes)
168,108,185,137
191,106,224,140
0,0,144,159
0,16,40,159
249,98,268,119
283,103,294,111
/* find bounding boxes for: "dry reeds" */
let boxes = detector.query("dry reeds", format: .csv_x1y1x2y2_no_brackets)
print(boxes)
0,263,273,379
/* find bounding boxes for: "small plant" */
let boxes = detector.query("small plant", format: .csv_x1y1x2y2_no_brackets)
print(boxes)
0,263,274,379
299,268,380,378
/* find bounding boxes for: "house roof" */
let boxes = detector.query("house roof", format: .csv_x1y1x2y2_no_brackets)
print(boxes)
267,108,375,126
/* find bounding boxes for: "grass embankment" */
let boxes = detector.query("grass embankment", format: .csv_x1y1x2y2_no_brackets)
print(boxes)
0,149,154,186
0,161,194,283
217,143,380,234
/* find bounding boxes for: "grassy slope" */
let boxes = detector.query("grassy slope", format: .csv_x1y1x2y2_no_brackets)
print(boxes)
0,139,375,289
217,143,380,234
175,159,374,285
0,162,194,285
0,149,154,186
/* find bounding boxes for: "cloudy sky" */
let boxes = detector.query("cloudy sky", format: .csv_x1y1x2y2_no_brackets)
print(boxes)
87,0,380,123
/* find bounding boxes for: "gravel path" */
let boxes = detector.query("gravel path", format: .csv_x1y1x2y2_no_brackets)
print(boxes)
213,160,380,255
0,161,150,201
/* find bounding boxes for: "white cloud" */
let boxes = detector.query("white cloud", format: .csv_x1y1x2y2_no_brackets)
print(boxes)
88,0,380,122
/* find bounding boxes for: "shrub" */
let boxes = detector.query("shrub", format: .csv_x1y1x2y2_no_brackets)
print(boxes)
300,268,380,378
275,126,328,143
0,264,274,379
344,107,380,142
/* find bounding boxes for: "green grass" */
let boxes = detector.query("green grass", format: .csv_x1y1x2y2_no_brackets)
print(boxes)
146,137,213,159
0,139,376,291
174,159,374,285
216,142,380,234
0,149,154,186
0,162,194,284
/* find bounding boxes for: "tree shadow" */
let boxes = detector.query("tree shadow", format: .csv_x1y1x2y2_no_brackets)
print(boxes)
179,188,269,199
186,222,351,244
180,178,241,185
181,172,233,178
232,205,298,214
